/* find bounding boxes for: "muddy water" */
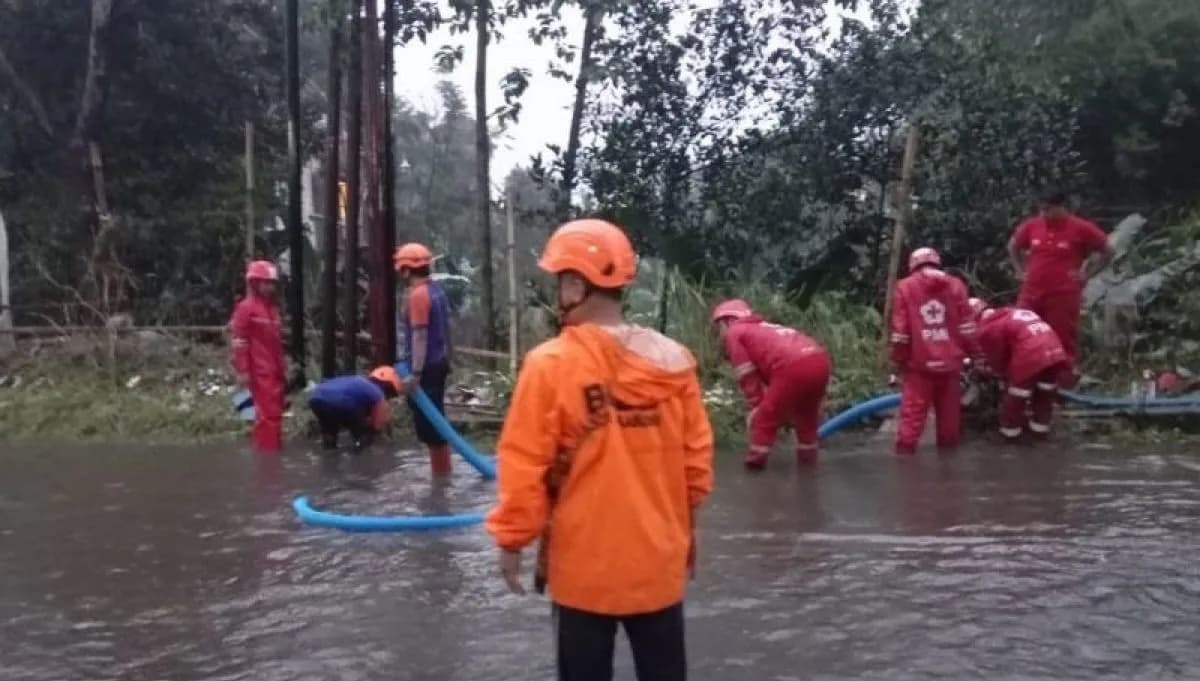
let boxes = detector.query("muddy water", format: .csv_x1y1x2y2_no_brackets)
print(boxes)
2,439,1199,680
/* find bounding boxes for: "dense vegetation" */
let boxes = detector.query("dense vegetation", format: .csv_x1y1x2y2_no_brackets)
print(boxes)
3,0,1199,385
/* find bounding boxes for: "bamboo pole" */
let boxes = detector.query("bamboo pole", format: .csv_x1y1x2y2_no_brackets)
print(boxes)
244,121,255,260
881,123,921,348
0,206,13,357
505,190,518,373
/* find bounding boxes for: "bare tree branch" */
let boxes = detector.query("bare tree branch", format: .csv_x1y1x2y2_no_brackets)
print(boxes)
0,45,54,138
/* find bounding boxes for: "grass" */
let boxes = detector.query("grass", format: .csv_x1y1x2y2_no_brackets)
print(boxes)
0,337,246,443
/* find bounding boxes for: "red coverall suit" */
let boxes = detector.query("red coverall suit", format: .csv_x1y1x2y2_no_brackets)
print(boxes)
977,307,1070,439
889,269,977,455
724,317,831,467
230,293,286,452
1011,214,1109,371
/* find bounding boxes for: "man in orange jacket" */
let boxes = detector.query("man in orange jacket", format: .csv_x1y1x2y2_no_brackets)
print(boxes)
485,219,714,681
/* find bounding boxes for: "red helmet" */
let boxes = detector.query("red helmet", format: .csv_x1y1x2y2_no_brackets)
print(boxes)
968,297,988,320
246,260,279,281
539,219,638,289
711,299,753,324
908,247,942,272
394,243,434,271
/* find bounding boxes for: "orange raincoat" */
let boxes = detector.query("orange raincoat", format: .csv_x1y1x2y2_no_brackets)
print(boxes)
486,323,714,616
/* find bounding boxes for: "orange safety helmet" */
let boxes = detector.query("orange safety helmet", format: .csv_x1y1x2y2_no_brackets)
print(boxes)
908,247,942,272
369,365,403,394
538,219,638,289
393,242,434,271
245,260,279,281
711,299,753,324
967,297,988,321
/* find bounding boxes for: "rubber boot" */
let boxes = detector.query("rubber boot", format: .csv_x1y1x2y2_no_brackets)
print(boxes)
743,450,768,471
795,446,819,466
430,444,453,476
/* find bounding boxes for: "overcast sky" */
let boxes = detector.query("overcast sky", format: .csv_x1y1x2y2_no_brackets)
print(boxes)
392,1,876,181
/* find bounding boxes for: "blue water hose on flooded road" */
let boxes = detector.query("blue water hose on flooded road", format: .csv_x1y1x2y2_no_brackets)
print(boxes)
293,496,485,532
1058,388,1200,413
293,386,902,533
395,361,497,480
818,393,901,439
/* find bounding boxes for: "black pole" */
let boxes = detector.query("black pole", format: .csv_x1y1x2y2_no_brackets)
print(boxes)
285,0,306,384
342,5,363,373
382,0,397,363
319,1,344,378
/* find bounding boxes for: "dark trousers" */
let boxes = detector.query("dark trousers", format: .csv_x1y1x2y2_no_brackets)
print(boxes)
555,602,686,681
309,398,371,448
406,360,449,446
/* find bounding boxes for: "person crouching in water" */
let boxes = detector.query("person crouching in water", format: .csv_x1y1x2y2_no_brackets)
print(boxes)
229,260,286,453
970,298,1070,442
486,219,714,681
889,247,978,456
711,299,831,469
394,242,454,476
307,366,403,451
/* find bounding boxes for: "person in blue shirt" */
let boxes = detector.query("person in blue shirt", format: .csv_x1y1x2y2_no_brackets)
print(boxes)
394,242,455,475
308,366,402,451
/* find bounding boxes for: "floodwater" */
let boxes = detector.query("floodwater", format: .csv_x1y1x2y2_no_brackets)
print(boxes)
2,437,1200,681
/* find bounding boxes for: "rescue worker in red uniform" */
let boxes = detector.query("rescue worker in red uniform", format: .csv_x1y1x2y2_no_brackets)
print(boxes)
711,299,831,469
970,299,1070,442
229,260,286,452
1008,191,1114,381
889,247,977,456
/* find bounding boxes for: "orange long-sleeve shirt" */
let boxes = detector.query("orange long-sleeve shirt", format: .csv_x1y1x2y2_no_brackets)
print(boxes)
485,323,714,616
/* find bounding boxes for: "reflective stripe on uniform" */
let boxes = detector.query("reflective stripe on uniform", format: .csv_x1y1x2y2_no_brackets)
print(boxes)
231,338,248,347
749,444,770,454
1000,426,1022,438
734,363,756,379
959,322,977,334
890,333,910,344
796,442,818,451
1037,382,1057,392
1007,386,1033,398
1028,421,1050,434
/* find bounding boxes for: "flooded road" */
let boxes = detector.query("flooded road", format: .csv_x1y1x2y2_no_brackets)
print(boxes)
2,439,1199,680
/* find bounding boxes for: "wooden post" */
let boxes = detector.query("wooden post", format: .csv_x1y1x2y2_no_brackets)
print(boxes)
0,206,13,357
505,190,518,373
319,3,343,379
881,123,921,348
244,120,255,260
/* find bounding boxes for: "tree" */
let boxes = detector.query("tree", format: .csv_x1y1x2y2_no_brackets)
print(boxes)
284,0,307,382
342,2,364,372
319,0,344,378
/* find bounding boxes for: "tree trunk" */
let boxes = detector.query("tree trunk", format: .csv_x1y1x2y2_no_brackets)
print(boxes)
285,0,307,383
364,0,389,365
382,0,398,364
557,4,601,220
881,124,921,349
475,0,496,350
74,0,118,318
342,5,364,373
320,1,344,379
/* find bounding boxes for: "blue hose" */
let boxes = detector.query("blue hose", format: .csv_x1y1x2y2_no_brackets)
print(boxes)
817,393,901,439
395,362,497,480
1059,388,1200,411
293,388,901,533
293,496,485,532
